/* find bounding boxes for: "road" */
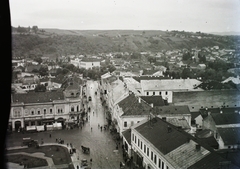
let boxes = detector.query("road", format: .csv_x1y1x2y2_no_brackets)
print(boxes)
6,80,124,169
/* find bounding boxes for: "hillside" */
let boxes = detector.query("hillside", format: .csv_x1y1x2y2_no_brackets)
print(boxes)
11,28,239,59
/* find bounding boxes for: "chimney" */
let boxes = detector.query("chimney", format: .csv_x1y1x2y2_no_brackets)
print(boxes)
195,144,201,151
167,125,172,133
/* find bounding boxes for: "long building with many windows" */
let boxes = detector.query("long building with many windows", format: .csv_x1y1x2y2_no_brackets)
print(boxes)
10,88,83,132
129,117,239,169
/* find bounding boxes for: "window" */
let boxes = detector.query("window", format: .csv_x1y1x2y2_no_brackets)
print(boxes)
153,91,155,95
151,151,153,160
144,145,146,153
140,141,142,149
31,111,34,115
138,139,140,147
166,166,169,169
25,110,29,115
132,134,134,141
135,136,137,143
71,106,74,112
38,110,40,115
58,109,60,113
50,108,52,114
147,147,149,156
159,91,161,95
154,155,157,164
162,162,164,169
43,109,46,114
61,109,63,113
158,159,161,168
124,121,127,127
146,92,149,96
165,91,168,95
137,121,140,123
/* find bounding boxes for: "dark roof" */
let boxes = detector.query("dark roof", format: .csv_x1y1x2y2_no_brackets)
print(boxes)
25,65,41,72
118,94,151,116
217,127,240,145
140,96,165,107
51,74,67,84
135,117,189,154
132,76,170,82
40,77,49,82
195,129,219,149
200,107,240,115
81,58,102,62
211,113,240,125
103,75,118,84
122,129,131,145
152,105,190,115
188,153,239,169
12,91,65,104
191,112,202,120
65,82,80,91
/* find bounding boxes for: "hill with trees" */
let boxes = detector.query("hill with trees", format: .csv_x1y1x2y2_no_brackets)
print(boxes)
11,26,240,59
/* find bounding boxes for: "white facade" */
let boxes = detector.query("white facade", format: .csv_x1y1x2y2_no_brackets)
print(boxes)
79,61,101,69
143,90,173,103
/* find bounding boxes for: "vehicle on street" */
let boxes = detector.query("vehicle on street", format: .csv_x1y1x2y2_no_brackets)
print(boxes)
81,159,88,167
21,137,39,147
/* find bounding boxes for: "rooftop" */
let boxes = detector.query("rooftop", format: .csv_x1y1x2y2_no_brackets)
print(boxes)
122,128,131,146
141,79,202,91
132,75,170,82
118,94,151,116
81,57,103,62
217,127,240,145
152,105,190,115
211,113,240,125
140,96,165,107
12,91,65,104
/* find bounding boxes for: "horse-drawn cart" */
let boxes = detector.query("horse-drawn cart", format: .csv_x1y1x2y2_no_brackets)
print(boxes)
81,145,90,154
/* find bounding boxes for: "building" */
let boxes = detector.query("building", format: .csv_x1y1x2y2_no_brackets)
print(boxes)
129,117,239,169
9,79,83,132
140,79,202,103
79,58,102,69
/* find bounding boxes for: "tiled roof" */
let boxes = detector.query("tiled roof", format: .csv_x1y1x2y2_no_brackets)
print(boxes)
122,128,131,145
217,127,240,145
188,153,239,169
12,91,65,104
133,76,170,82
141,79,202,91
135,117,189,154
134,117,239,169
152,105,190,115
211,113,240,125
140,96,165,107
118,94,151,116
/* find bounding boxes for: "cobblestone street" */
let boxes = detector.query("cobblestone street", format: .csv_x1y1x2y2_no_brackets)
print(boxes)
6,80,125,169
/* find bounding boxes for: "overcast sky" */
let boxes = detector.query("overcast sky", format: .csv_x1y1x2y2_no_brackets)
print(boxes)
9,0,240,33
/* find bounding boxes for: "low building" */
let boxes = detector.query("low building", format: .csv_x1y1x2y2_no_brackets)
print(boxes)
79,58,103,69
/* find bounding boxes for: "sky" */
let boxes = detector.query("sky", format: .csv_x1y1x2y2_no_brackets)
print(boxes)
9,0,240,33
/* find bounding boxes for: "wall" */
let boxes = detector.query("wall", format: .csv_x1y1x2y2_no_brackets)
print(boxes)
143,90,173,103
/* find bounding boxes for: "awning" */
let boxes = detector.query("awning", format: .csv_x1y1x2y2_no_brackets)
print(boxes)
42,118,55,123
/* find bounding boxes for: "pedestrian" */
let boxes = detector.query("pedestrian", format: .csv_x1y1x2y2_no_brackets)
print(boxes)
49,134,51,138
90,158,92,163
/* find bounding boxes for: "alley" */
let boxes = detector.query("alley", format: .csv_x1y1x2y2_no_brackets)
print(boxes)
6,80,124,169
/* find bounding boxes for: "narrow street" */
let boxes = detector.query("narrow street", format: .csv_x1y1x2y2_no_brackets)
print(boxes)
6,80,124,169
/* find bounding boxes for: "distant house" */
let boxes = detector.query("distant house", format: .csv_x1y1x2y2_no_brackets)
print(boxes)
198,64,206,70
202,109,240,149
25,64,41,73
217,127,240,149
79,58,103,69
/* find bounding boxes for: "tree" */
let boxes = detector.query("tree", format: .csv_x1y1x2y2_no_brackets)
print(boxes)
32,26,38,34
17,26,27,34
147,56,156,64
34,84,46,92
39,66,48,76
34,57,42,64
182,52,191,61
